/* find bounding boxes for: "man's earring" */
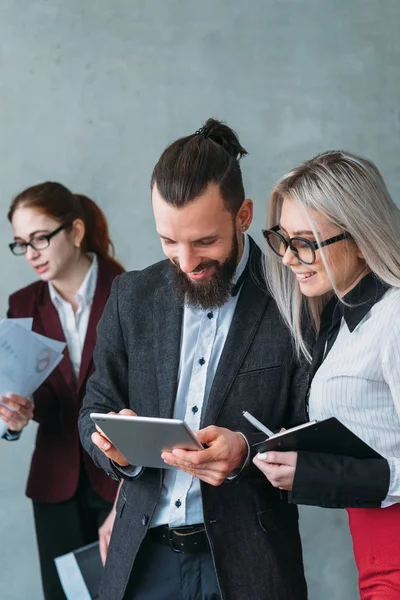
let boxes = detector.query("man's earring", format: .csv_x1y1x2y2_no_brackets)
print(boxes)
241,225,249,232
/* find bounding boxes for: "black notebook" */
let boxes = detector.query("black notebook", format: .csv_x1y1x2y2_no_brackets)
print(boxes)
252,417,382,459
55,541,103,600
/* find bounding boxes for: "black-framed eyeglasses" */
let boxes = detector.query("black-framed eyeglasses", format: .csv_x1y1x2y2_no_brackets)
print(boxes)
9,224,66,256
262,225,352,265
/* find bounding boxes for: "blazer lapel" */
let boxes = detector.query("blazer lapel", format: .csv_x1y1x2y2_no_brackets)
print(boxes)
202,243,270,427
153,276,183,419
77,259,116,392
38,286,75,390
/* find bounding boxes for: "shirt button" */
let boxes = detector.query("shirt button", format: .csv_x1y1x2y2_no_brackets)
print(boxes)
192,406,199,414
198,357,206,366
207,312,214,319
175,500,182,508
142,514,149,526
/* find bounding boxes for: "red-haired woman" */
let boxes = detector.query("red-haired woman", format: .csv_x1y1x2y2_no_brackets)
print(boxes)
4,182,124,600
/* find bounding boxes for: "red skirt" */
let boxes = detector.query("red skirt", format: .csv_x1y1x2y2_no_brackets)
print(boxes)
347,505,400,600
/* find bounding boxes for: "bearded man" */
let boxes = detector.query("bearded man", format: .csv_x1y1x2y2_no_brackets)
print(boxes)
79,118,309,600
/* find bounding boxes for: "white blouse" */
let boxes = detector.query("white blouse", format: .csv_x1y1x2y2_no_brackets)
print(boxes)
49,254,98,380
309,286,400,507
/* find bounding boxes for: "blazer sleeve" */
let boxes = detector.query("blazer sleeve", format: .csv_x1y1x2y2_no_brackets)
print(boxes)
78,276,137,480
290,451,390,508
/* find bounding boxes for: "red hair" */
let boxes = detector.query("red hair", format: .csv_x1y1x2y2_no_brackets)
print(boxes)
8,182,123,270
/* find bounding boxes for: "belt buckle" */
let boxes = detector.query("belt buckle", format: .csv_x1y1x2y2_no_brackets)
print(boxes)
167,528,183,553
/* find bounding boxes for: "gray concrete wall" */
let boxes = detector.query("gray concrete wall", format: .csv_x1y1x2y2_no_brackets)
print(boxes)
1,1,399,598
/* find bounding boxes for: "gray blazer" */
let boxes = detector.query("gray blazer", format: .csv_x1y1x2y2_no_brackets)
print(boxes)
79,239,309,600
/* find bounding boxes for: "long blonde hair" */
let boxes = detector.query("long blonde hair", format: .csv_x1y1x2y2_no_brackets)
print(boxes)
264,150,400,361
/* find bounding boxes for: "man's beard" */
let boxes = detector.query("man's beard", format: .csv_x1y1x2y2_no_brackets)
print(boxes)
172,233,239,310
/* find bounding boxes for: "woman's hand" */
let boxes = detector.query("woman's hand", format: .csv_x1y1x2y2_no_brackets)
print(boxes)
99,480,123,565
0,394,34,431
98,506,117,565
253,451,298,491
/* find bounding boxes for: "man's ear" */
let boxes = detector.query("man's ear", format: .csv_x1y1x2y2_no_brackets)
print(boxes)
236,198,253,232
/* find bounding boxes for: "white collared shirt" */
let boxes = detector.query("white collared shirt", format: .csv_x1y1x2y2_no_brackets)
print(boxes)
49,254,98,380
309,286,400,507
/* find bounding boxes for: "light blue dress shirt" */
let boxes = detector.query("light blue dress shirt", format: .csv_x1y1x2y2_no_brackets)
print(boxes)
151,235,250,527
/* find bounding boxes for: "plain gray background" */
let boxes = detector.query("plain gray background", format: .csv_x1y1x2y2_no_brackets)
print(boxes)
0,1,399,598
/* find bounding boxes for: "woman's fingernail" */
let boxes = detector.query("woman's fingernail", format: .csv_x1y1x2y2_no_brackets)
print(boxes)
257,452,268,461
103,442,111,450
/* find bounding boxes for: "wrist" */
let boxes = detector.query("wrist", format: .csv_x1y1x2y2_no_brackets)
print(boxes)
235,432,248,467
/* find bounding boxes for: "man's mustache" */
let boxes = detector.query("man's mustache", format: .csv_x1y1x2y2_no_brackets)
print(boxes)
173,259,219,274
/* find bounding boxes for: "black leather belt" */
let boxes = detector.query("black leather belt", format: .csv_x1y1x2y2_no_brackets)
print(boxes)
149,524,209,554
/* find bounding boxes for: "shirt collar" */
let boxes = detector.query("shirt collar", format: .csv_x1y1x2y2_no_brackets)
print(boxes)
336,272,390,332
231,233,250,294
49,253,98,309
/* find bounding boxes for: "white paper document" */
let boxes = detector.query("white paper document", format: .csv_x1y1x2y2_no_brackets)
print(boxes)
0,320,66,437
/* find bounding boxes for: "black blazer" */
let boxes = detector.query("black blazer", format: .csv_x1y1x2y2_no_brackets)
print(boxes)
79,240,309,600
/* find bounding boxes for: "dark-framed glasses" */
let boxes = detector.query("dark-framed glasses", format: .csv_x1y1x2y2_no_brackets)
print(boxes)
9,224,66,256
262,225,352,265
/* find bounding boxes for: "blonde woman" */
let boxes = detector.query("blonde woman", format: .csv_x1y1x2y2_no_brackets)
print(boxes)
254,151,400,600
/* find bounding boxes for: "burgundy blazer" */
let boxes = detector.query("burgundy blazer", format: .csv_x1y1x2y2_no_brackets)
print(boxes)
8,255,124,503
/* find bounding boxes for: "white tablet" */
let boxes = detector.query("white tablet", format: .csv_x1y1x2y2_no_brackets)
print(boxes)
90,413,203,469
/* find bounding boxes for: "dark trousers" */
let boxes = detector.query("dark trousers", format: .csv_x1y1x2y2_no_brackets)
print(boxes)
124,530,221,600
33,470,112,600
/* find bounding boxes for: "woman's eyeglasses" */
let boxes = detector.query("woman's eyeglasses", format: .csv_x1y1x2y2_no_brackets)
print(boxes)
262,225,352,265
9,224,66,256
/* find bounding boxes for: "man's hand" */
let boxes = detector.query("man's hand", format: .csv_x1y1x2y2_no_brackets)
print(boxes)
98,506,116,565
0,394,34,431
253,451,298,491
91,409,136,467
161,426,247,486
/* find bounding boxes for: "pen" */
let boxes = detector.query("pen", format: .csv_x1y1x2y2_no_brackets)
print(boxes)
242,411,275,437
